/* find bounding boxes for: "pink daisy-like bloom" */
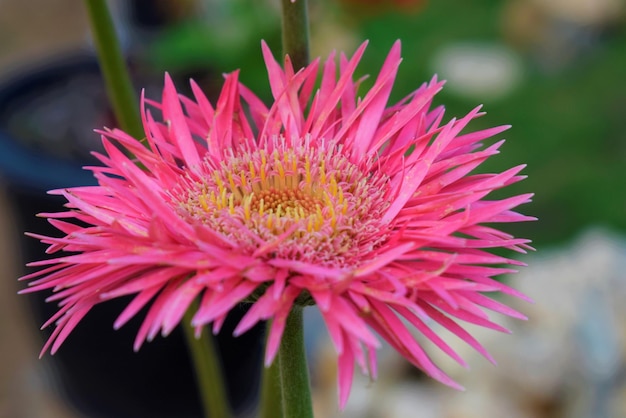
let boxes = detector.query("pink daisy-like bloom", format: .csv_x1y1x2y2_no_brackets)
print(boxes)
22,41,534,407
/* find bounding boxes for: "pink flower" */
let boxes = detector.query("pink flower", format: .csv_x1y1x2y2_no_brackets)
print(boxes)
22,41,534,407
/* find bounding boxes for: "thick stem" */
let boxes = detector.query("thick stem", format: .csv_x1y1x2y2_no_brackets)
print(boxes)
281,0,310,70
83,0,143,139
182,305,233,418
278,308,313,418
276,10,313,413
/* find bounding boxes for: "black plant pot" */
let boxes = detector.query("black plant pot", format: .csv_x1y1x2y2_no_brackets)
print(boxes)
0,55,263,418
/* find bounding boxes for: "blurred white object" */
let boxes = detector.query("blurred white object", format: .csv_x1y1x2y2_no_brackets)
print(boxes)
531,0,625,26
502,0,625,72
439,228,626,418
430,42,524,101
312,228,626,418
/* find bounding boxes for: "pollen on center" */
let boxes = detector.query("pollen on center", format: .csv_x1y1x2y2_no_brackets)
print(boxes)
172,138,391,265
250,188,320,218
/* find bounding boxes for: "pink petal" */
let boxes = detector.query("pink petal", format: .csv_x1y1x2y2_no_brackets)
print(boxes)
162,73,201,168
337,332,355,409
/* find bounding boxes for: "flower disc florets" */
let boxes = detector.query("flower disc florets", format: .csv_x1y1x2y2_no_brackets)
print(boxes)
174,137,391,267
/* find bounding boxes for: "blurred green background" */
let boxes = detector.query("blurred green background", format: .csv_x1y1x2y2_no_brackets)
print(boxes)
144,0,626,248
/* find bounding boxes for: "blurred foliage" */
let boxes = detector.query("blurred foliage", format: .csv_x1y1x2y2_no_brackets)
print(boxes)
347,0,626,247
145,0,281,97
145,0,626,247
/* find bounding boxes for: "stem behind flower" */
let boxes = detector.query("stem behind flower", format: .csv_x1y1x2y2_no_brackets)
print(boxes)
259,326,284,418
281,0,310,70
83,0,143,139
183,306,233,418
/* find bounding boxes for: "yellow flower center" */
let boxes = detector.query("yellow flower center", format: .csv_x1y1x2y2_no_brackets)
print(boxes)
173,139,391,266
249,188,320,218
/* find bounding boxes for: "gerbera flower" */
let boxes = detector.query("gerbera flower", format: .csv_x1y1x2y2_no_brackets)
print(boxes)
21,41,534,407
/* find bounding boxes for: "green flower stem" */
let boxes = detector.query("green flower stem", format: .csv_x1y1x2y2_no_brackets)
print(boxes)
276,2,312,412
259,329,283,418
278,308,314,418
281,0,310,70
83,0,143,139
182,304,233,418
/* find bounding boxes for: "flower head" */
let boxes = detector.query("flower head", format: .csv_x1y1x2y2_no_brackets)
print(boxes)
22,41,534,407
